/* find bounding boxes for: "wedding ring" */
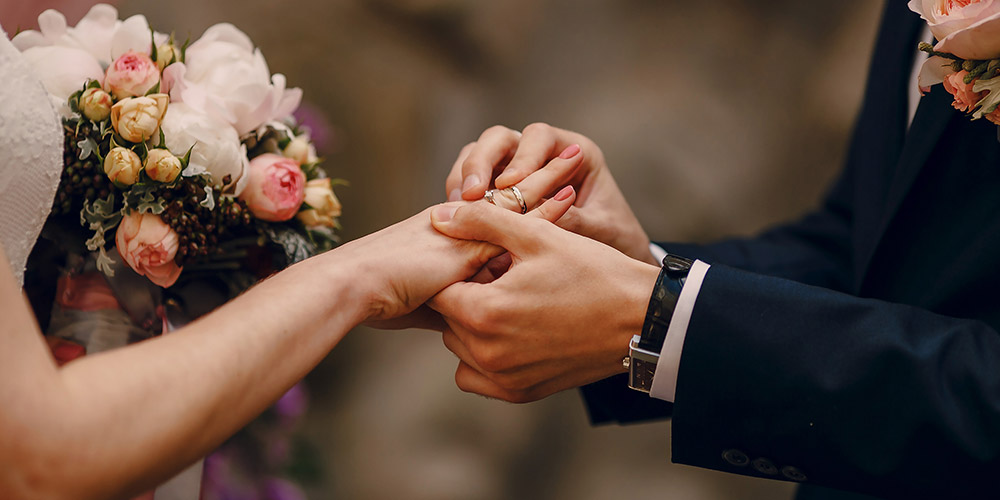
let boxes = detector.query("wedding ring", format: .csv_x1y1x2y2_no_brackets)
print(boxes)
506,186,527,214
484,189,498,206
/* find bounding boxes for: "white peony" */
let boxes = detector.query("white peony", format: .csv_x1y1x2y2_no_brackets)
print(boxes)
159,102,250,196
164,23,301,136
11,4,167,115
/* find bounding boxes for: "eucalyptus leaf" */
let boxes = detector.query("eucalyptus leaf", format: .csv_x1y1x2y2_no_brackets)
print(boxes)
77,137,99,161
972,77,1000,119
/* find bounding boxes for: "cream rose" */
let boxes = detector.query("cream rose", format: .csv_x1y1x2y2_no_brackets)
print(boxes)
297,178,341,228
239,153,306,222
910,0,1000,60
144,149,182,183
115,212,183,288
159,102,249,195
104,147,142,185
282,137,316,165
110,94,168,143
80,87,113,122
104,50,160,99
165,23,301,135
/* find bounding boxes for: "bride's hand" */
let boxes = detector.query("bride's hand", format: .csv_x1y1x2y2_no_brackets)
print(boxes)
445,123,658,265
338,186,578,328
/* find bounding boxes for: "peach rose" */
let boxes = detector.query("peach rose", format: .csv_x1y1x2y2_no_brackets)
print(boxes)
105,50,161,99
297,178,341,228
80,87,113,122
943,70,987,111
239,153,306,222
910,0,1000,60
115,212,183,288
110,94,169,143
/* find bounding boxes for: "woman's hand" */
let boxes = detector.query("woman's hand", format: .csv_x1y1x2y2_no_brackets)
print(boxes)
427,201,661,403
445,123,658,265
342,189,579,329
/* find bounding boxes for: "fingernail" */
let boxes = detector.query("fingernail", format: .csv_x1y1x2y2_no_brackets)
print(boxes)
432,205,458,223
554,185,574,201
448,188,462,202
558,144,581,159
461,174,481,194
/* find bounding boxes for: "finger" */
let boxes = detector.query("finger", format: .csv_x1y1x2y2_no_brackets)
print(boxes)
428,280,488,323
460,126,521,201
442,328,488,373
454,361,515,400
509,144,583,210
431,201,545,253
366,305,447,331
495,123,578,188
468,251,512,283
445,142,476,201
528,186,576,223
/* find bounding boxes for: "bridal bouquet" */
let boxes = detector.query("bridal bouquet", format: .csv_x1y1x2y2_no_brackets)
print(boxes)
13,4,341,290
912,0,1000,125
12,5,337,498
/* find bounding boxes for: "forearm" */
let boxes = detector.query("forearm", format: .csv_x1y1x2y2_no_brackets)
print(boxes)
8,251,366,499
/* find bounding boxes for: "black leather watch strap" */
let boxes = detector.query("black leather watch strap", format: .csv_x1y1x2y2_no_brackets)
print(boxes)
637,254,693,353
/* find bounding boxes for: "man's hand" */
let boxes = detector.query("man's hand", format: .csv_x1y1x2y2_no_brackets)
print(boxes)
445,123,659,265
428,202,660,403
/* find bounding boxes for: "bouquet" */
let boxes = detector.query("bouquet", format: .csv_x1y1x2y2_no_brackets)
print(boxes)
12,5,338,498
912,0,1000,129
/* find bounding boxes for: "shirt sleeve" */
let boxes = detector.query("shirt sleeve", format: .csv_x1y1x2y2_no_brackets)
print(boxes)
649,259,711,402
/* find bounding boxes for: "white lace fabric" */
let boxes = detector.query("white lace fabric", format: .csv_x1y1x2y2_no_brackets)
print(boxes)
0,25,64,287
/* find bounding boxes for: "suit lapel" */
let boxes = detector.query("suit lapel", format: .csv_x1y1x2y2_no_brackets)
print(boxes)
858,84,956,283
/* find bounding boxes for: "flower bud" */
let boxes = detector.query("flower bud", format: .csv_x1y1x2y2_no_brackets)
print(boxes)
104,147,142,185
282,137,313,165
144,149,182,183
80,87,113,122
105,50,161,99
111,94,169,143
155,43,182,71
297,178,341,227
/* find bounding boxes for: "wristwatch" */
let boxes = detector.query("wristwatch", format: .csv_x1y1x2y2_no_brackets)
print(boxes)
624,254,693,393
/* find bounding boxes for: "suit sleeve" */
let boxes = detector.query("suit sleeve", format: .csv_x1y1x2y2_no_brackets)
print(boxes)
581,159,857,425
670,264,1000,499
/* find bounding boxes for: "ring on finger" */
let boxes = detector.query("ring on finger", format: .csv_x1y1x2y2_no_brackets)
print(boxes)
506,186,527,214
484,189,497,206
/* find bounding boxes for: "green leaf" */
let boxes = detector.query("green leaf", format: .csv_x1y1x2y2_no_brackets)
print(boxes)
95,247,117,276
200,186,216,210
150,27,158,62
77,137,99,161
971,77,1000,119
145,81,161,96
158,128,167,149
263,225,318,266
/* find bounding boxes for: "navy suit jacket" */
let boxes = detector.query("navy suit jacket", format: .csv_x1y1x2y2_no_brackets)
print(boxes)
581,1,1000,499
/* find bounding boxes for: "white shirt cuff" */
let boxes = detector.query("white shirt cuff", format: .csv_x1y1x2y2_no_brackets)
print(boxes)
648,259,711,402
649,243,668,264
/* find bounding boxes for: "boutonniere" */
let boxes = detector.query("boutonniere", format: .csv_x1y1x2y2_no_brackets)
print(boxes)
910,0,1000,138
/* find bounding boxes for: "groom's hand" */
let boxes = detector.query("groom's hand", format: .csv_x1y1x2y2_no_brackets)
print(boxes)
428,202,660,403
357,191,580,331
445,123,658,265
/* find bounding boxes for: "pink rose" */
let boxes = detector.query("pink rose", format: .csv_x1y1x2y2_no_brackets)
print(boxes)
910,0,1000,60
239,153,306,222
943,70,986,111
105,50,160,99
115,212,183,288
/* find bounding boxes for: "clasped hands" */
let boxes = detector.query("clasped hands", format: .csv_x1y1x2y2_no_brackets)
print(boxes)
422,124,662,403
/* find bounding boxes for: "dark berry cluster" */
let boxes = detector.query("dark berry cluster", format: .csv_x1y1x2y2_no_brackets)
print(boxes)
54,122,114,217
157,179,256,266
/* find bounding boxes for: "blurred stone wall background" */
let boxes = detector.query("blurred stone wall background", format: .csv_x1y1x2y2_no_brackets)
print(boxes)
8,1,883,498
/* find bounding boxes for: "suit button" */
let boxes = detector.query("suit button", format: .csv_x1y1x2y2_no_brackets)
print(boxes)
721,449,749,467
781,466,808,482
751,457,778,475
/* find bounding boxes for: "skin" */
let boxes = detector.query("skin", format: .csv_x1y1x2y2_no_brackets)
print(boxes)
0,196,573,500
445,122,658,265
434,122,663,402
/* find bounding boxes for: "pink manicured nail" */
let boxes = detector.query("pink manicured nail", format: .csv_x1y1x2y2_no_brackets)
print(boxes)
433,205,458,222
461,174,481,194
553,185,574,201
448,188,462,202
558,144,581,159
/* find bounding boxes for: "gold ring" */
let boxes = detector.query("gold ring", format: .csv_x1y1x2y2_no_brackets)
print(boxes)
506,186,527,214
